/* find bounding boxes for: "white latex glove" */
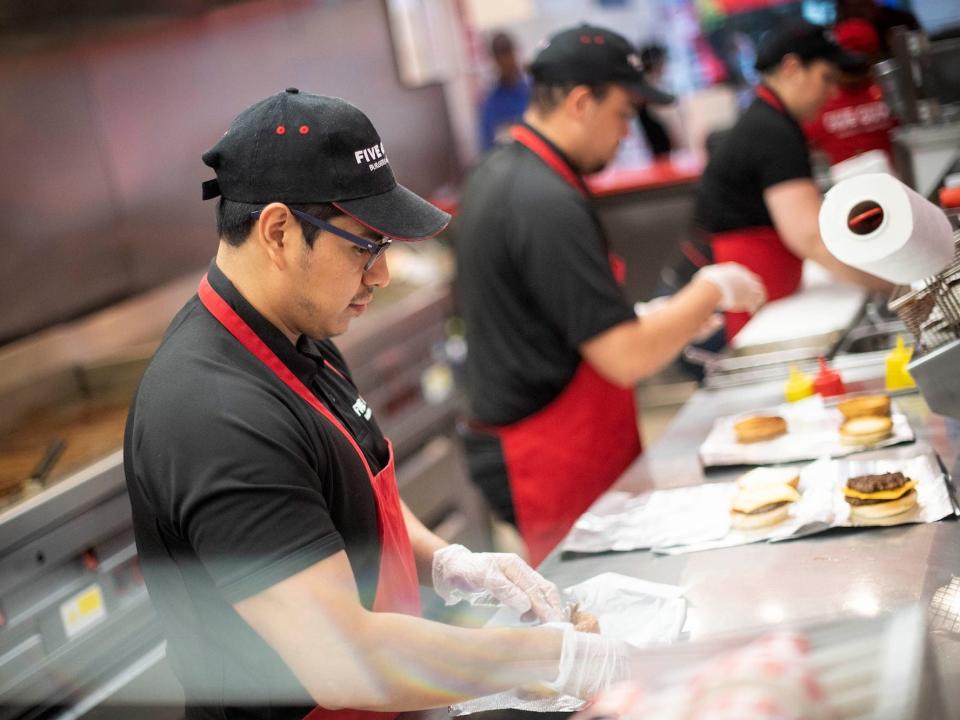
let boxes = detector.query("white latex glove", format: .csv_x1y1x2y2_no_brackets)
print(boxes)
432,544,566,622
544,623,634,701
695,263,767,313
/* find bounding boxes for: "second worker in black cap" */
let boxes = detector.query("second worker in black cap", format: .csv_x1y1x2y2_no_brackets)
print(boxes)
690,18,893,342
124,88,637,720
453,24,767,564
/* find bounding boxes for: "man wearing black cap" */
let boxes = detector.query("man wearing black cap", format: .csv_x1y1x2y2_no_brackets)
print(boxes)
124,89,634,719
694,18,892,341
454,25,766,564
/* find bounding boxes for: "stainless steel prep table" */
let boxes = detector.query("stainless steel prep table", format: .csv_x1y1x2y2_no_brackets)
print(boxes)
537,377,960,709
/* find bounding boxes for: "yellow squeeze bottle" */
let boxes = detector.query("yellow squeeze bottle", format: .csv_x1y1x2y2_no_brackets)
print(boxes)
785,364,815,402
885,335,916,391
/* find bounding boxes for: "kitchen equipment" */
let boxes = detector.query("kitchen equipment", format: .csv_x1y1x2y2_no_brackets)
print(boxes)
888,231,960,419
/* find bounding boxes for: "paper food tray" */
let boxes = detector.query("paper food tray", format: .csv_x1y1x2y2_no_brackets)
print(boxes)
562,448,957,556
448,573,686,715
699,394,915,468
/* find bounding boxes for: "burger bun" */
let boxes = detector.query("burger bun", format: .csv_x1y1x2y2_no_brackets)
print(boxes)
848,489,919,524
839,416,893,446
730,503,792,530
837,394,891,420
736,466,800,491
734,415,787,443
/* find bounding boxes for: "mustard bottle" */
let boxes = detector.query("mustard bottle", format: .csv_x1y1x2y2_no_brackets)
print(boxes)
785,364,815,402
885,335,916,391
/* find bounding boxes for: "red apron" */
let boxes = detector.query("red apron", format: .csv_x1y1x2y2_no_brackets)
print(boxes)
709,86,804,342
197,275,421,720
495,126,642,565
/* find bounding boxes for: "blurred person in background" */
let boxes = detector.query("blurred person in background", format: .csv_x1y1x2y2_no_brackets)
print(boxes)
836,0,921,58
479,31,531,151
636,43,676,159
125,88,636,720
804,18,897,166
454,24,765,565
691,19,893,342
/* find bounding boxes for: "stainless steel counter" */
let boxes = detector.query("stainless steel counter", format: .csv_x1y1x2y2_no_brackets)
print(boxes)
538,377,960,708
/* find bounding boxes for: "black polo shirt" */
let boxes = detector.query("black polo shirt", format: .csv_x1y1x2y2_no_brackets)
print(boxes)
124,261,388,719
452,124,636,426
695,88,812,233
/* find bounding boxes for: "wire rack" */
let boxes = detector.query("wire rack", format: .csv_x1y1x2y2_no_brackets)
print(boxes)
888,231,960,352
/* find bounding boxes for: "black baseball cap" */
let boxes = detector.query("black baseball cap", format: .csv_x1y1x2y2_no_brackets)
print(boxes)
201,89,450,241
754,19,866,74
529,24,675,106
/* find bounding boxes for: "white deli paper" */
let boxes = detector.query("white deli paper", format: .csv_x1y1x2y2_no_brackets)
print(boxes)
562,450,957,557
698,394,914,468
819,173,954,284
448,573,687,716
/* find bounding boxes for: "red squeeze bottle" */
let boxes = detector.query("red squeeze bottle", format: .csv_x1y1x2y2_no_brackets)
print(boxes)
813,356,846,397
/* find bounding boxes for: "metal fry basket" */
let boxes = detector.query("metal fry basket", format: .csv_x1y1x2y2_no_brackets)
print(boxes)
887,231,960,419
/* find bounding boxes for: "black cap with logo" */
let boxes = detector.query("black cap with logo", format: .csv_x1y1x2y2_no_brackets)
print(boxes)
201,88,450,241
754,19,866,74
529,24,675,106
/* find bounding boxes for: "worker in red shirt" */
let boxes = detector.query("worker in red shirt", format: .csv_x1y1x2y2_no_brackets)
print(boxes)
804,19,897,166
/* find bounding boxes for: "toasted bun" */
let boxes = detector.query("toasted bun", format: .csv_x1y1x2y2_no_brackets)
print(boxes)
731,484,801,513
734,415,787,443
736,467,801,491
848,489,918,522
837,394,891,420
731,503,792,530
839,416,894,446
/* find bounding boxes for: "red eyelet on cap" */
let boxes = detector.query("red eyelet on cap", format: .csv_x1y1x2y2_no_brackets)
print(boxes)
580,35,591,43
299,125,309,135
275,125,286,135
594,35,605,44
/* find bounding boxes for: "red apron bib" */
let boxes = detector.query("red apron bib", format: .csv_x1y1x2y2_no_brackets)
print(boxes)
494,126,642,565
711,226,803,341
197,275,421,720
710,86,804,342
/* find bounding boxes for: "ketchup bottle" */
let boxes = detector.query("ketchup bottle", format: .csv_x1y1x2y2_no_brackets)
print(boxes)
813,356,846,397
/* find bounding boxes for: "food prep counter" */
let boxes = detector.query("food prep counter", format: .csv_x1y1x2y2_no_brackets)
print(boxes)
535,372,960,710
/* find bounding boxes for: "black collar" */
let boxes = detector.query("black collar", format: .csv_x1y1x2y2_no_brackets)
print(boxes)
206,260,319,385
517,121,585,180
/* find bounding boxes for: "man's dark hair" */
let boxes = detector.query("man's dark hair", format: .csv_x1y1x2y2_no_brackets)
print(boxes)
640,43,667,71
529,82,611,114
490,31,515,59
757,52,819,75
217,199,341,248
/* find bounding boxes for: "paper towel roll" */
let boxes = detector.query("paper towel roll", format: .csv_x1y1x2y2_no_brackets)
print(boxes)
819,173,955,284
829,150,893,185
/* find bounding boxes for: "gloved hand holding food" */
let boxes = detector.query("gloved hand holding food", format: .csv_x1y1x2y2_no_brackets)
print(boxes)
432,544,567,622
695,262,767,313
543,623,634,700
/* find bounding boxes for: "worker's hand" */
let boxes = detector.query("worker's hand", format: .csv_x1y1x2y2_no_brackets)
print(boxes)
695,263,767,313
432,544,566,622
544,623,634,700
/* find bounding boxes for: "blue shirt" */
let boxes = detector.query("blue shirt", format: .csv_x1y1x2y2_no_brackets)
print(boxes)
479,77,531,151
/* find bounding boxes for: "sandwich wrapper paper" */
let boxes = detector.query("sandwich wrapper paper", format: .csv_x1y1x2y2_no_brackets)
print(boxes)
698,395,914,468
562,449,957,557
448,573,686,715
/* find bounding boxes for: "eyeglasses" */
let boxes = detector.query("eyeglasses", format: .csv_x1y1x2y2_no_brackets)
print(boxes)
250,208,392,272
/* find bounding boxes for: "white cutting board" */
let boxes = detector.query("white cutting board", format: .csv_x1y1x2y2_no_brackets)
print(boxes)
732,262,867,350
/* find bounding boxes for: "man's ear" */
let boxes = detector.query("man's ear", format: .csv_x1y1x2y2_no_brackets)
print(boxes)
564,84,597,121
779,53,803,79
254,202,297,269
